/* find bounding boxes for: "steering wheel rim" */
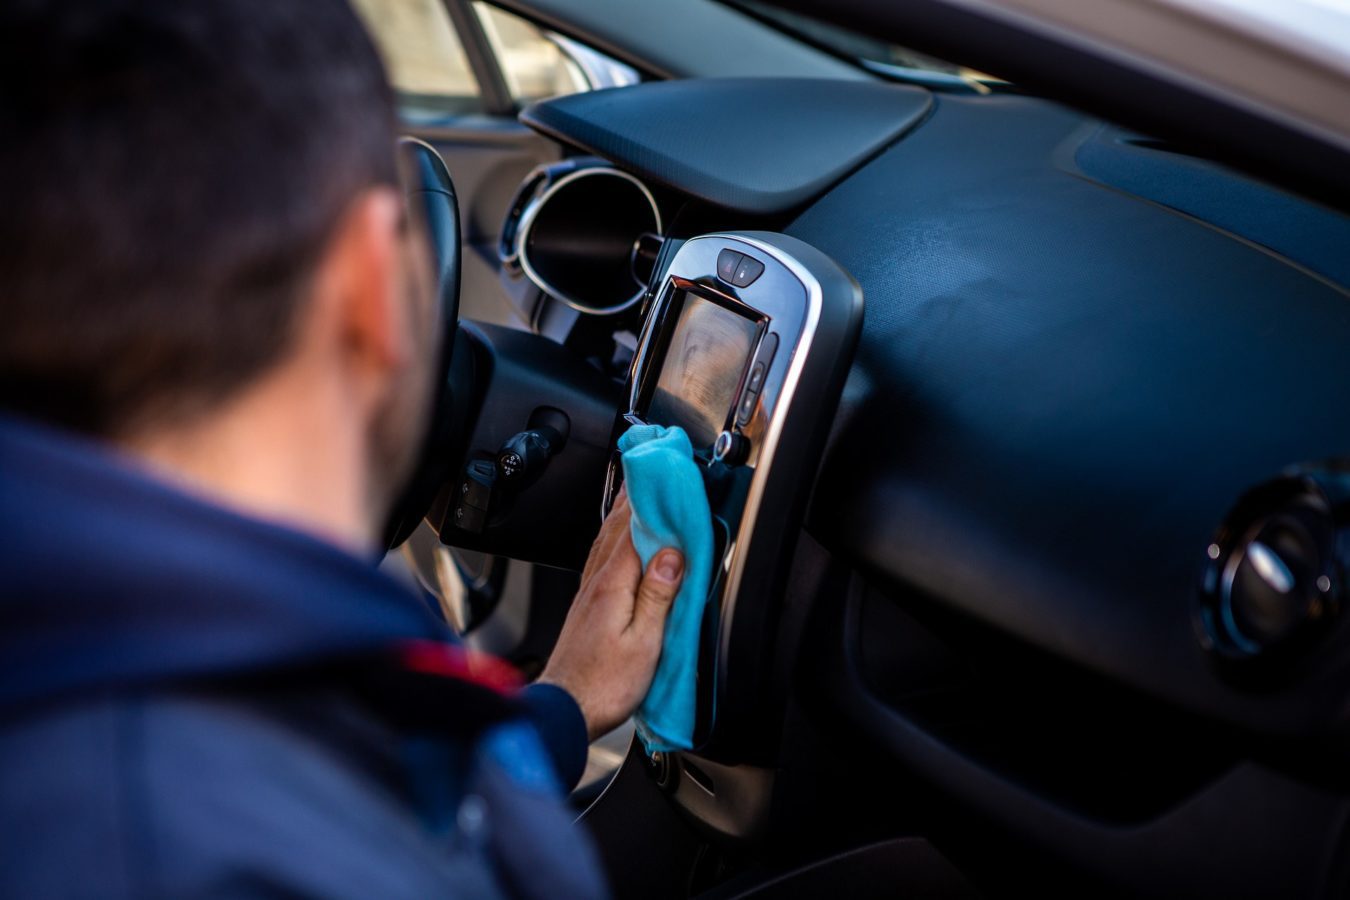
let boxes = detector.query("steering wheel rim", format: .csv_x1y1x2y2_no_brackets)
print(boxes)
383,137,465,549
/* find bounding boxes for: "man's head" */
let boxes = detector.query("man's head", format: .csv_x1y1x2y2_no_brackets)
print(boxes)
0,0,439,543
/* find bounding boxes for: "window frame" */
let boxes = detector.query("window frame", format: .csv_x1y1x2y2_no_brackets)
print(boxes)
441,0,517,116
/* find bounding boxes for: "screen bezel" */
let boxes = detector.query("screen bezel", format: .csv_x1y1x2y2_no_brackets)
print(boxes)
631,279,767,449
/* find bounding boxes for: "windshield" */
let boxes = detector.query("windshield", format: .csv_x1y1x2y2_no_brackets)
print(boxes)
723,0,994,82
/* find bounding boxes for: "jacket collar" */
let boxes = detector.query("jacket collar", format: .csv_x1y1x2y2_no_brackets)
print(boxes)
0,413,473,718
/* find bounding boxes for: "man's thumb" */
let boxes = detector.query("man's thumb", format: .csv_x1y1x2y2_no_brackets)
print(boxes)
635,549,683,628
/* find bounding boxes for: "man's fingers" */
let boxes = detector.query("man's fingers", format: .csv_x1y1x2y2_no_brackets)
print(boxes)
581,499,632,592
608,530,643,592
631,548,683,632
602,497,631,550
585,523,642,611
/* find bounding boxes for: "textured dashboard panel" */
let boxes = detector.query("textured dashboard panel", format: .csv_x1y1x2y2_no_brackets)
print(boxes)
789,92,1350,734
1072,125,1350,288
520,78,931,215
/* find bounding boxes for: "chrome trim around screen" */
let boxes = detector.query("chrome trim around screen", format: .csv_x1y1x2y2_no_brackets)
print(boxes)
704,235,823,679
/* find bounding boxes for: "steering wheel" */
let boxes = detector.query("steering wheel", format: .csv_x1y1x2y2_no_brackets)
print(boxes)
383,138,614,635
383,138,465,549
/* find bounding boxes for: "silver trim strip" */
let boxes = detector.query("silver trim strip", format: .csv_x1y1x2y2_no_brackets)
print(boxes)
626,278,671,413
703,235,824,678
515,167,663,317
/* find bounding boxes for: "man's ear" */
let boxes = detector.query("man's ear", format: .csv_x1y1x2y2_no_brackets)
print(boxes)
308,186,411,382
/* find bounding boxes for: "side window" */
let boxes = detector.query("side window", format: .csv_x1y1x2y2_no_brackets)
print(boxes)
353,0,638,124
473,3,588,106
350,0,482,120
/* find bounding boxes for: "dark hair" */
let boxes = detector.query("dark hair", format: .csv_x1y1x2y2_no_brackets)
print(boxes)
0,0,398,436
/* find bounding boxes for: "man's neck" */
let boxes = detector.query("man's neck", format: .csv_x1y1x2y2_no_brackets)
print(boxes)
125,375,376,555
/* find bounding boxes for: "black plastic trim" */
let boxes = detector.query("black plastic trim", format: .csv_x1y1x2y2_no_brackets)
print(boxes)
431,322,621,569
816,579,1350,898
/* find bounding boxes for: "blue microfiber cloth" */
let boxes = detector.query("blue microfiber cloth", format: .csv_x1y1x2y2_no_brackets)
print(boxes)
617,423,713,754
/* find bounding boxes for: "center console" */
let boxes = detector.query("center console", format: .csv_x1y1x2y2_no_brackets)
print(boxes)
601,231,862,829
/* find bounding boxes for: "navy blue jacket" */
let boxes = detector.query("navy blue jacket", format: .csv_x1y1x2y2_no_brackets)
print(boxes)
0,415,607,898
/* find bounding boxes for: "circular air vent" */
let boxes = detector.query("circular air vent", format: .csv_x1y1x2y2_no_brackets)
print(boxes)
499,158,661,316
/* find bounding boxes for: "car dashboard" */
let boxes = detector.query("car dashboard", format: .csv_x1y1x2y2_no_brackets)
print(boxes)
491,75,1350,897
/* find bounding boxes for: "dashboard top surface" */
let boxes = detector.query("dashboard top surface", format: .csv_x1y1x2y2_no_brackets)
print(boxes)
521,78,932,215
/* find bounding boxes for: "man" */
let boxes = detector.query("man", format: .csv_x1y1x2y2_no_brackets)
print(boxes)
0,1,684,897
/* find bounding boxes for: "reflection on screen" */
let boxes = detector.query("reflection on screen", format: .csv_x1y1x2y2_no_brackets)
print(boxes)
647,292,759,448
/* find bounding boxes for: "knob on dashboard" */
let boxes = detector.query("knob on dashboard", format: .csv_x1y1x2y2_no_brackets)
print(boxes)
713,430,750,466
1198,466,1349,679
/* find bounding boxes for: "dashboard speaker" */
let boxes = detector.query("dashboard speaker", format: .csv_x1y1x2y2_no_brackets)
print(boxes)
1197,465,1349,679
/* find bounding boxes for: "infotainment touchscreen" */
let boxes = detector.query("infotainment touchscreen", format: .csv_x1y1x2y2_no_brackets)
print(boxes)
608,232,862,777
645,291,760,448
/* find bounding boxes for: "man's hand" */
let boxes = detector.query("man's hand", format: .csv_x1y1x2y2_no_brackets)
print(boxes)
537,490,684,742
